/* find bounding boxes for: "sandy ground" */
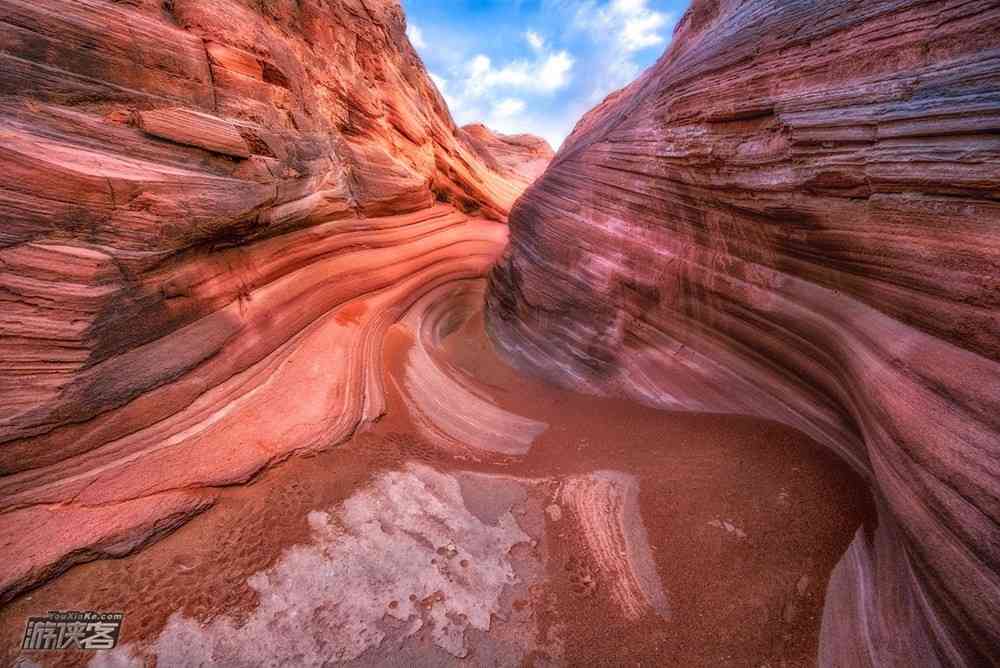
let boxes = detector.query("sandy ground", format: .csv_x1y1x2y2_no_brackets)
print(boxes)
1,306,872,667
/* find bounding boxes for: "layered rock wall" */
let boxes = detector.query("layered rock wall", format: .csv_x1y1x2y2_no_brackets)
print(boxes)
461,123,556,188
0,0,541,602
486,1,1000,665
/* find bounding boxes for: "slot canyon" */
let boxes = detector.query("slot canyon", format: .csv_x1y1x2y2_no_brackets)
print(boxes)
0,0,997,666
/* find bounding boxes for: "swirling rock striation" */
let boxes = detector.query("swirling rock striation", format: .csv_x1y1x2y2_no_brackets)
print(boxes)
0,0,548,602
559,471,670,622
486,1,1000,665
391,280,548,458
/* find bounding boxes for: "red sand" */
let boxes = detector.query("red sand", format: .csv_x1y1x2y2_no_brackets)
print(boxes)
0,309,872,667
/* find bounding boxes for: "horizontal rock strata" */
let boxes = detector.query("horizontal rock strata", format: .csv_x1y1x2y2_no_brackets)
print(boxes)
486,1,1000,665
0,0,548,602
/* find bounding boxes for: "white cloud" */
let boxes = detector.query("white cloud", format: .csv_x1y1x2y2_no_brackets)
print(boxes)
575,0,672,53
413,1,675,150
469,54,492,79
433,48,574,148
538,51,574,91
525,31,545,51
464,50,574,96
407,23,427,50
493,98,526,118
619,8,668,51
571,0,674,99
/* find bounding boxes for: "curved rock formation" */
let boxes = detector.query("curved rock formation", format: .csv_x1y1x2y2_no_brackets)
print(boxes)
462,123,556,188
486,1,1000,666
0,0,548,603
390,280,548,458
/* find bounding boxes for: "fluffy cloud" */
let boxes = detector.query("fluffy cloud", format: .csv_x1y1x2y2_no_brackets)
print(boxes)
464,50,574,96
618,4,669,51
575,0,672,51
493,98,527,118
573,0,674,99
406,1,675,149
428,71,565,148
423,30,574,142
406,23,427,49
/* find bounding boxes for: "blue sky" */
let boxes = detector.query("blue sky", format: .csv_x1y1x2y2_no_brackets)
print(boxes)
402,0,691,149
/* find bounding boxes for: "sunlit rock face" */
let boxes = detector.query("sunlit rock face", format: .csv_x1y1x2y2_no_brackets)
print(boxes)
0,0,550,602
486,1,1000,665
461,123,556,188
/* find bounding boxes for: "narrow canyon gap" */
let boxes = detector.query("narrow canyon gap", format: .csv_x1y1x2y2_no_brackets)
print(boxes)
0,0,996,667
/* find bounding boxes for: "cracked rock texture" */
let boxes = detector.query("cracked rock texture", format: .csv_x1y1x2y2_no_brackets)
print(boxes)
144,464,532,665
486,1,1000,666
0,0,548,603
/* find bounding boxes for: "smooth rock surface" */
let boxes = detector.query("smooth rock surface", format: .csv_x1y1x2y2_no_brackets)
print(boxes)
486,1,1000,666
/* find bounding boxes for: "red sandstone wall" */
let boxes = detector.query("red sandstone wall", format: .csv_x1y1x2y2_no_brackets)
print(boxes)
461,123,556,188
0,0,545,602
486,1,1000,665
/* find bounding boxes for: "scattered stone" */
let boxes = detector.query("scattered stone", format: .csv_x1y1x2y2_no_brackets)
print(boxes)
709,519,748,539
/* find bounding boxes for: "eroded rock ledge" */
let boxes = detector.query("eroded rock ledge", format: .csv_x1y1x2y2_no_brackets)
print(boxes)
0,0,546,602
486,1,1000,665
461,123,556,189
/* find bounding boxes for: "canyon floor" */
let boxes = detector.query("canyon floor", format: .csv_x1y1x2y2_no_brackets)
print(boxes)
4,285,872,668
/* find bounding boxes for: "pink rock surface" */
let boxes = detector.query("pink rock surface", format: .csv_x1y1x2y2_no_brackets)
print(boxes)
0,0,548,603
486,1,1000,665
559,471,670,622
390,281,549,457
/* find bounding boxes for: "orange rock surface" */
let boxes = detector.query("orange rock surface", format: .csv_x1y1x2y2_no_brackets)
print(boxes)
461,123,556,188
0,0,547,603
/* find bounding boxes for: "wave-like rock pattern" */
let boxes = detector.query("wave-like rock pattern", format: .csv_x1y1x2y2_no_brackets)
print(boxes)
392,280,548,457
0,0,541,603
486,1,1000,665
